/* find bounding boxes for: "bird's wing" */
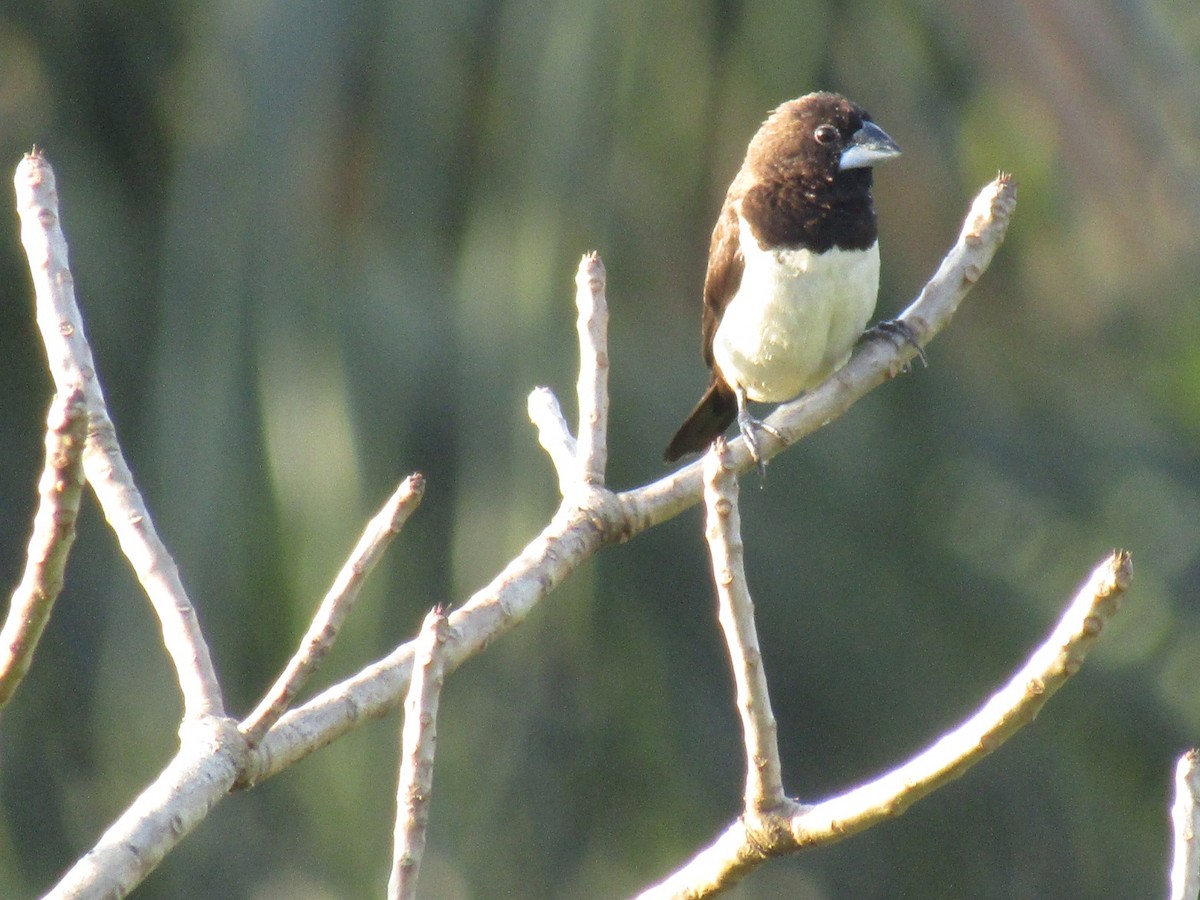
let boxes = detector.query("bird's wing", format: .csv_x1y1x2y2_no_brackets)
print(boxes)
700,199,746,369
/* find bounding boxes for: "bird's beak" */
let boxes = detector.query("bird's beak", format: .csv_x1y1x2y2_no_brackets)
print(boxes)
839,121,901,170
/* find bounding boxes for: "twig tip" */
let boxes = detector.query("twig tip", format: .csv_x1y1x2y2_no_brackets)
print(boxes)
1110,548,1132,588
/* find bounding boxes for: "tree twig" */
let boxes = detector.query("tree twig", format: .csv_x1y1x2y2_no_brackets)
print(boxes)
0,389,87,707
527,387,577,495
387,606,450,900
703,438,785,812
14,149,225,720
239,474,426,746
528,251,611,496
573,252,608,486
1170,748,1200,900
635,550,1132,897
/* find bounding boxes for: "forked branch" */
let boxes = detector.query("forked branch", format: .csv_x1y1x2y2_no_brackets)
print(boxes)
12,157,1022,897
250,176,1020,784
636,534,1130,897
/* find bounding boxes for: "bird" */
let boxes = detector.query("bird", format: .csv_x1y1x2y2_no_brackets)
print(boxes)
664,92,902,469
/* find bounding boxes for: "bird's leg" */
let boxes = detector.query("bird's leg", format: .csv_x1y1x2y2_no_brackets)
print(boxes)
733,385,784,478
870,319,928,370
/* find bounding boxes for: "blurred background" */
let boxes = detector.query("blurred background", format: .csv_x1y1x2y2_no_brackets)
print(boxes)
1,1,1198,897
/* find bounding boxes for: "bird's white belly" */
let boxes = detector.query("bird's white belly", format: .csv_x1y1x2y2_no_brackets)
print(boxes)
712,231,880,403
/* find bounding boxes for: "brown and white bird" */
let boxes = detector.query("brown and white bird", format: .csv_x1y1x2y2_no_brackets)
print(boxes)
664,92,901,466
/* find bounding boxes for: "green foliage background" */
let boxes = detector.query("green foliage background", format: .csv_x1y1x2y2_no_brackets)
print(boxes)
1,1,1198,897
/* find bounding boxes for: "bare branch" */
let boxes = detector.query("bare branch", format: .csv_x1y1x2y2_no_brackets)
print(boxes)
703,438,785,811
27,171,1016,897
239,474,426,746
14,150,225,720
637,551,1132,897
388,606,450,900
1170,749,1200,900
0,389,87,707
789,550,1129,843
40,473,426,896
574,252,609,485
249,176,1018,781
240,497,617,786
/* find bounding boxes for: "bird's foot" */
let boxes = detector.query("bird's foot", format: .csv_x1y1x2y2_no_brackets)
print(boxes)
871,319,927,371
736,409,785,479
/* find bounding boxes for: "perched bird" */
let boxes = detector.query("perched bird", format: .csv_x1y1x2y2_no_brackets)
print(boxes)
664,92,902,467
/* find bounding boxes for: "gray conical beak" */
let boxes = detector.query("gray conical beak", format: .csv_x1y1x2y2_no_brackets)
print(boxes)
839,120,901,170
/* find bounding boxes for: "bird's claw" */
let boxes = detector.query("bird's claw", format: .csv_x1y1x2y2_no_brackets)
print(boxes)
736,411,784,479
872,319,927,370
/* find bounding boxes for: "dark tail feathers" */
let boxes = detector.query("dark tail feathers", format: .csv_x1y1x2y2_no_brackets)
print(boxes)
664,380,738,462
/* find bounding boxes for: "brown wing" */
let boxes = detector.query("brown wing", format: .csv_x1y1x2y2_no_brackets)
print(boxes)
700,198,746,369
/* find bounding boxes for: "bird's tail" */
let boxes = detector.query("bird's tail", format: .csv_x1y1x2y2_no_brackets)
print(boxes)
664,380,738,462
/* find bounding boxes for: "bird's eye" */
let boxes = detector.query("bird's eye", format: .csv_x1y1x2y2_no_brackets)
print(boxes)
814,124,838,145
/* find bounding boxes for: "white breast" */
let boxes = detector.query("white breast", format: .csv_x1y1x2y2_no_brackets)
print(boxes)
712,216,880,403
